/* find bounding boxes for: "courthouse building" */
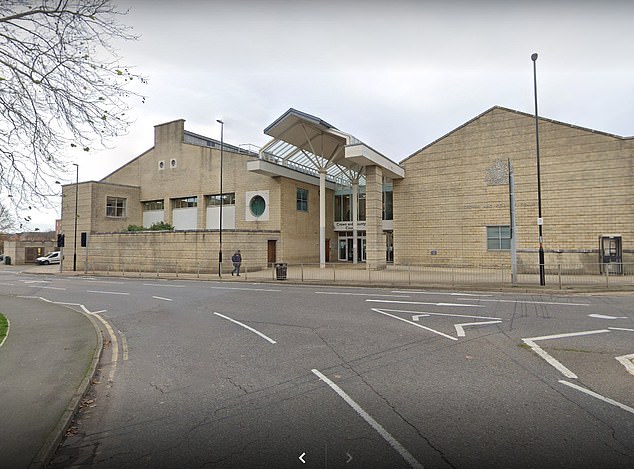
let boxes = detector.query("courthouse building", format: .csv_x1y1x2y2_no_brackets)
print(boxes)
59,106,633,274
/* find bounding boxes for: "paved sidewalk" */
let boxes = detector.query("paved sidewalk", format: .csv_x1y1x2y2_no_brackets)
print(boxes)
0,295,101,469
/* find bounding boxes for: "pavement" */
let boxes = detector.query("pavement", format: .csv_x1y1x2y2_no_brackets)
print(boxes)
0,294,102,469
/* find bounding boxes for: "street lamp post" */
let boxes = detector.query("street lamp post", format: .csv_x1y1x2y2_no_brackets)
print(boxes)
216,119,224,278
531,53,546,286
72,163,79,272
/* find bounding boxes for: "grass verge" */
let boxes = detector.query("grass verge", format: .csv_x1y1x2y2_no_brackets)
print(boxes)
0,313,9,347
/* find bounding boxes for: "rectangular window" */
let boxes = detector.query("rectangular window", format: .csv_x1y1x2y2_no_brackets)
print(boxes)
487,225,511,250
172,196,198,209
106,197,126,218
143,200,164,211
206,193,235,206
382,190,393,220
296,188,308,211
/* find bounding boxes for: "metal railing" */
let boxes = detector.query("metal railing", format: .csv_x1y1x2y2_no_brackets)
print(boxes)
81,259,634,289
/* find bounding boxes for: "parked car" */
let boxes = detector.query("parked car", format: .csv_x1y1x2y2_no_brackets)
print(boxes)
36,251,61,265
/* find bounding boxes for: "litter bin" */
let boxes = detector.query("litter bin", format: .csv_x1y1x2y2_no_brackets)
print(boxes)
274,262,287,280
4,256,10,265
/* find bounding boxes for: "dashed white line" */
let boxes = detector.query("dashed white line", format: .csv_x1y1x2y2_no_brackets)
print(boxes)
312,369,423,469
208,286,281,292
393,290,493,297
316,291,410,298
213,312,277,344
367,299,484,308
39,286,66,291
86,290,130,296
559,380,634,415
152,296,173,301
143,283,185,288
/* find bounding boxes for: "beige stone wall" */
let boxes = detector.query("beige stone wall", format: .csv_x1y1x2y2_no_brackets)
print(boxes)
394,107,634,268
3,240,56,265
278,178,335,264
75,230,279,274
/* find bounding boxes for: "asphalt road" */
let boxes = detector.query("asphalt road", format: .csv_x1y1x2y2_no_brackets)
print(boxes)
1,268,633,468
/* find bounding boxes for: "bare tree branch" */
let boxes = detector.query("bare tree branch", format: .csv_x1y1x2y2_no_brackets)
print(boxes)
0,0,145,212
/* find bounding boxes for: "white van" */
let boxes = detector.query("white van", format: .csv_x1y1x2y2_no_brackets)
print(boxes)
35,251,61,265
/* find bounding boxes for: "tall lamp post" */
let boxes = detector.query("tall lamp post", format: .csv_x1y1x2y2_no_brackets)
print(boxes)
72,163,79,272
531,53,546,286
216,119,224,278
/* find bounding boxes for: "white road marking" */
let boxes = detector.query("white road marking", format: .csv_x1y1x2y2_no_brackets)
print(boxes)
84,280,125,284
454,320,503,337
522,330,611,379
0,282,15,286
615,354,634,376
609,327,634,332
119,330,129,361
588,314,628,319
39,286,66,291
559,380,634,415
0,317,9,348
367,299,484,308
481,299,589,306
371,308,458,341
311,369,423,469
86,290,130,296
316,291,409,298
208,286,281,292
152,296,173,301
393,290,493,297
22,280,50,284
380,308,501,321
411,314,430,321
143,283,185,288
213,312,277,344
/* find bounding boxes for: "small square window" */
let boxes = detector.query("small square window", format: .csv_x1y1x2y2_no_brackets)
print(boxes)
106,197,126,218
487,225,511,251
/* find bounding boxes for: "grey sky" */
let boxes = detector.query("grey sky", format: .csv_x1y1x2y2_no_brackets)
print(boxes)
31,0,634,229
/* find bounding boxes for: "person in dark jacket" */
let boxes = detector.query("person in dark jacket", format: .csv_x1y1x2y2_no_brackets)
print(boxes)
231,250,242,276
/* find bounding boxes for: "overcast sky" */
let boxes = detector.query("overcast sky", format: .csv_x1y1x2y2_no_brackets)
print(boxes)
30,0,634,230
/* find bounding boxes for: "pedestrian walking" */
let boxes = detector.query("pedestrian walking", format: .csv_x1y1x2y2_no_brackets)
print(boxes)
231,250,242,276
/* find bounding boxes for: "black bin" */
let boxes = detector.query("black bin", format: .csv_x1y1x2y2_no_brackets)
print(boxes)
4,256,10,265
274,262,287,280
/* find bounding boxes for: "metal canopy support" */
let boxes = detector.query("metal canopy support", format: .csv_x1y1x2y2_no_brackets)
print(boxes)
319,168,327,267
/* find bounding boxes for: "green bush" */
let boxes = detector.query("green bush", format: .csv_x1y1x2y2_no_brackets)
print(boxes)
127,222,174,232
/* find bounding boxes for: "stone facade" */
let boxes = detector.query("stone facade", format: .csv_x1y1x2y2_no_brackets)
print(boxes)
394,106,634,270
60,120,336,271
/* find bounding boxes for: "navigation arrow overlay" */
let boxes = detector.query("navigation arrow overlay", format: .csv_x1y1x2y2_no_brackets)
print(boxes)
299,452,306,464
346,452,353,464
454,320,502,337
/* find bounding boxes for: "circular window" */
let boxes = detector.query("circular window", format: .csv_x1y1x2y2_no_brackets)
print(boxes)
249,195,266,217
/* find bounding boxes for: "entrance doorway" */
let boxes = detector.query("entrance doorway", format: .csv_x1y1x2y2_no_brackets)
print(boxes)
25,246,44,263
338,234,366,262
600,236,622,275
267,240,276,266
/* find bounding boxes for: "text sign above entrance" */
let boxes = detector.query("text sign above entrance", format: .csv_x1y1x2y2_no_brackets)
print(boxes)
334,221,367,231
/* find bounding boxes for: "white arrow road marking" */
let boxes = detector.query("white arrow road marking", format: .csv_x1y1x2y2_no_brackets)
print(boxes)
454,320,503,337
522,330,611,379
588,314,628,319
367,299,484,308
312,369,423,469
371,309,458,341
213,312,276,344
615,354,634,376
411,314,430,321
559,380,634,415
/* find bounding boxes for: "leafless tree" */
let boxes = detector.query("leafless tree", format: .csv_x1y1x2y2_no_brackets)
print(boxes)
0,0,145,209
0,203,15,231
